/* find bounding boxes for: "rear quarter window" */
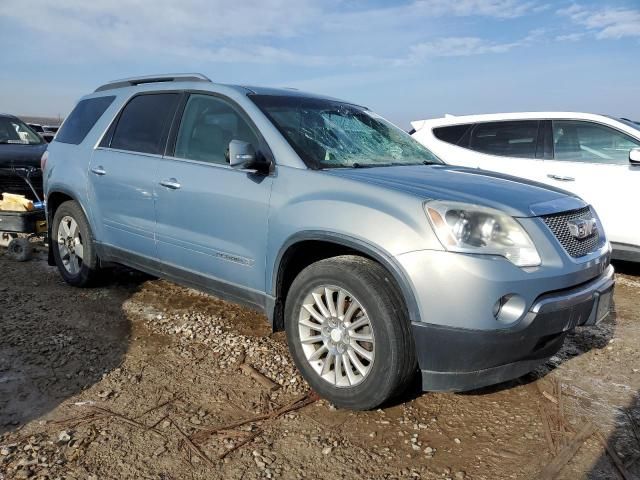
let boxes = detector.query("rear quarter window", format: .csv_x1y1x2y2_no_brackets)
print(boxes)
55,96,116,145
433,124,471,145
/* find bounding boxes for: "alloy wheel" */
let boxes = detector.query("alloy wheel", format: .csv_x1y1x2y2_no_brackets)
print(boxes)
57,215,84,275
298,285,375,387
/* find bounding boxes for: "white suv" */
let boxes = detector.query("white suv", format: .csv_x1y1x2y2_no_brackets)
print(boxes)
411,112,640,262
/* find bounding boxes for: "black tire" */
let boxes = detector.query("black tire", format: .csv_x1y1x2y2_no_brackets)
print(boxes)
7,238,33,262
51,200,100,287
285,255,417,410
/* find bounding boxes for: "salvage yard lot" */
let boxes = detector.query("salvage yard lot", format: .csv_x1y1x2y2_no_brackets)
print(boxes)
1,251,639,479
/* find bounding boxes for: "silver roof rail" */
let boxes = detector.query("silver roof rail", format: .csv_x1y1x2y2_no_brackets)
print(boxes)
95,73,212,92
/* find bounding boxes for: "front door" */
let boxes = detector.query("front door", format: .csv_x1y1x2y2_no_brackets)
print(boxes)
542,120,640,248
88,92,181,259
155,93,273,304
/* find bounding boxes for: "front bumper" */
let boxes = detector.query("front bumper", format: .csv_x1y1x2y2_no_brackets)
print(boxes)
412,265,614,392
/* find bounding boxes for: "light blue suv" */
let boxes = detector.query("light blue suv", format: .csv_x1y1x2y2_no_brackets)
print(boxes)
43,74,614,410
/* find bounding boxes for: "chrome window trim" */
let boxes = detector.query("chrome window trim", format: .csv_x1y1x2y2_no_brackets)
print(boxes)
93,146,164,159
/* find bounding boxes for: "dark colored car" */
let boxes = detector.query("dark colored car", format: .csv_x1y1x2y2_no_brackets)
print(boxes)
0,114,47,200
27,123,54,143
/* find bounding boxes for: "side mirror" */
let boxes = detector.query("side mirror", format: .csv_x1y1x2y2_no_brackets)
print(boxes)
229,140,256,168
630,148,640,165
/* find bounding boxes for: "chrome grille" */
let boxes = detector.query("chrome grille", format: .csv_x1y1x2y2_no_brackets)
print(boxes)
542,207,602,258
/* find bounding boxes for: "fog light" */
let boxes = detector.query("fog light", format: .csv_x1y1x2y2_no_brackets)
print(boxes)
493,294,526,324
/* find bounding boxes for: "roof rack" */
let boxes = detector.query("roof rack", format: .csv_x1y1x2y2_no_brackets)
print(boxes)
94,73,212,92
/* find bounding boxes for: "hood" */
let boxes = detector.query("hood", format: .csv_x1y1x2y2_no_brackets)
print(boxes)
326,165,585,217
0,143,47,169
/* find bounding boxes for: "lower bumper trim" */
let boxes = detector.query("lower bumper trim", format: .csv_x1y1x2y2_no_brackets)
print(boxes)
412,266,614,392
420,358,545,392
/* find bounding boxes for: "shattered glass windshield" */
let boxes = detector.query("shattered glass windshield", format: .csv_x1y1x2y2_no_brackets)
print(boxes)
250,95,442,169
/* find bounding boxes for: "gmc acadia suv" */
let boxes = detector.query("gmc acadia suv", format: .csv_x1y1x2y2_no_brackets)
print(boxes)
43,74,614,410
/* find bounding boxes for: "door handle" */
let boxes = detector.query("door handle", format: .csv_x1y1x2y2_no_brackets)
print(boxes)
547,174,575,182
91,166,107,176
160,178,181,190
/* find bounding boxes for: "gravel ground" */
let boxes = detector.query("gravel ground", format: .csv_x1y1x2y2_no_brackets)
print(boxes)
0,249,639,479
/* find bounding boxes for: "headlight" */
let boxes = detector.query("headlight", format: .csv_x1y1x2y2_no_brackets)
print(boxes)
425,201,541,267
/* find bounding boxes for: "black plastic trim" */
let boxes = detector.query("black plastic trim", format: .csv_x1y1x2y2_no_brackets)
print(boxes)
96,243,273,313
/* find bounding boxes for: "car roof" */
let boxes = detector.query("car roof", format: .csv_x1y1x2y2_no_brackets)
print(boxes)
0,113,19,120
411,112,624,131
89,73,361,107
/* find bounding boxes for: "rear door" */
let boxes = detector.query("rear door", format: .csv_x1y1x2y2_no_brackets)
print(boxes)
154,93,273,304
430,120,549,184
88,92,181,260
542,120,640,247
462,120,549,183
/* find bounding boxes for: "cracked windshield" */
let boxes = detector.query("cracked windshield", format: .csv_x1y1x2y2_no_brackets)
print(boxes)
251,95,442,169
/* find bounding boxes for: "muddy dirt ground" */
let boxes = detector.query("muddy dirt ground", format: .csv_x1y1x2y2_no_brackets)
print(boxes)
0,249,639,480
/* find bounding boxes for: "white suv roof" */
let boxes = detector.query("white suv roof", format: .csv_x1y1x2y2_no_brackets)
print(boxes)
411,112,635,134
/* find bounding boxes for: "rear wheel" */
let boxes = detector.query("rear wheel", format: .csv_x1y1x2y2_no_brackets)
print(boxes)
285,255,416,410
51,201,100,287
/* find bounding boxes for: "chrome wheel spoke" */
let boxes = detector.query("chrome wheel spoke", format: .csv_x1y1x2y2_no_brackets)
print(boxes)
320,351,334,377
299,317,322,331
309,344,328,361
335,354,347,386
343,300,359,323
302,304,326,325
69,255,80,274
351,341,373,362
325,287,337,317
312,292,330,318
347,349,368,377
74,242,84,260
336,290,347,318
301,335,323,345
68,219,78,237
350,332,374,343
342,354,357,386
347,316,369,331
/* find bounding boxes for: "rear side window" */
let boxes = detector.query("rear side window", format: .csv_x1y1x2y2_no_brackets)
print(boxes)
468,121,539,158
56,96,115,145
433,124,471,145
109,93,180,155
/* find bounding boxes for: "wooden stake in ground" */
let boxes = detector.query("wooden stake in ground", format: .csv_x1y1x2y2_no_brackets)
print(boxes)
240,363,280,392
537,422,597,480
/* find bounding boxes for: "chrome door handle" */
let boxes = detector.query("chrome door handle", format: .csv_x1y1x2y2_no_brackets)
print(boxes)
160,178,181,190
547,174,575,182
91,166,107,176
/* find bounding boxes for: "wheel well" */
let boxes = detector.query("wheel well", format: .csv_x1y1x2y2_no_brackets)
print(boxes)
47,191,74,220
272,240,404,331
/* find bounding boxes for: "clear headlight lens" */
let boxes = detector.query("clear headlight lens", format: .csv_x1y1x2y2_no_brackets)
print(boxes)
425,201,541,267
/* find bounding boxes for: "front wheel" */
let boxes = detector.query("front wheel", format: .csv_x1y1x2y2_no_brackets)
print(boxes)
285,255,416,410
51,200,100,287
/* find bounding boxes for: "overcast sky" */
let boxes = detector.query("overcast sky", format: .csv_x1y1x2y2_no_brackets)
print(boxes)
1,0,639,128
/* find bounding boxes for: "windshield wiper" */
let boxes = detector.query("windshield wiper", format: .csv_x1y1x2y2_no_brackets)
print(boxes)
352,162,393,168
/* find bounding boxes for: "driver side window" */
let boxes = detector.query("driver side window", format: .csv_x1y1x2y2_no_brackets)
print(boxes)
552,120,640,165
174,94,259,165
